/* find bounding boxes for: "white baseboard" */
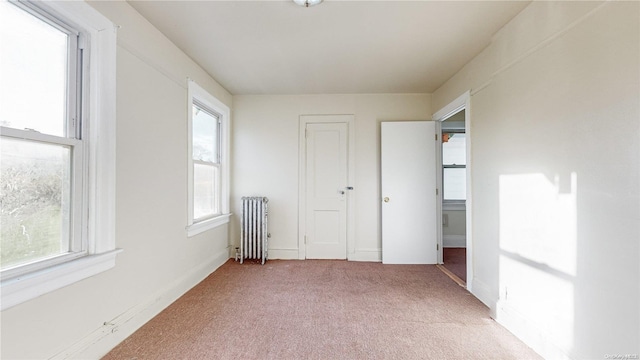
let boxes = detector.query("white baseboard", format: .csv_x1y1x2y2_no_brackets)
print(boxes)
267,248,382,262
443,235,466,248
54,247,230,360
496,300,570,360
267,248,299,260
469,277,497,311
470,278,559,359
349,248,382,262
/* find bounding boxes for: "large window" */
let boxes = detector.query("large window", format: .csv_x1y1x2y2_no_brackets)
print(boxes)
1,0,84,273
0,0,117,310
187,81,230,236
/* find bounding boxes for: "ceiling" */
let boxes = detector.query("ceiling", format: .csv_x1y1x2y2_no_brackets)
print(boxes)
127,0,530,95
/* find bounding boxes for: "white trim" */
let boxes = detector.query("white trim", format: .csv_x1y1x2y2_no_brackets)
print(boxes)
1,249,122,311
0,127,82,146
435,120,443,263
298,120,306,260
186,213,231,237
346,116,356,260
0,0,118,309
55,0,119,257
495,300,571,360
267,248,300,260
443,235,466,248
432,91,469,122
1,251,86,281
463,93,473,291
298,114,356,261
85,6,117,255
443,201,466,211
433,90,473,290
186,80,231,237
351,248,382,262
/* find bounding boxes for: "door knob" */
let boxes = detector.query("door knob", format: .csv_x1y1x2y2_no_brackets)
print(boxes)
383,197,390,203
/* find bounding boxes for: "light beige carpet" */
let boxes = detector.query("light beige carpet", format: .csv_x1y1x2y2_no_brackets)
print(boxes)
103,260,540,359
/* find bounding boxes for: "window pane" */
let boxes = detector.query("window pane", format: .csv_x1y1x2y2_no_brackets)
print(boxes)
0,1,69,137
193,163,220,219
442,133,466,165
443,167,466,200
192,104,219,163
1,138,71,269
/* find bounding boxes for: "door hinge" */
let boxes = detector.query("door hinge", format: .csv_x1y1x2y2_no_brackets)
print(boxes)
436,188,439,195
437,244,439,250
435,134,438,141
304,235,308,244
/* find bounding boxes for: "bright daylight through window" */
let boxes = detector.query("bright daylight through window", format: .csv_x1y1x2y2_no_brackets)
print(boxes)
0,0,117,310
442,132,466,201
187,81,230,237
192,101,221,219
1,0,82,271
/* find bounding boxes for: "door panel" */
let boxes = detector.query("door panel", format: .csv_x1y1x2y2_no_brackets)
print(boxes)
381,121,438,264
305,122,347,259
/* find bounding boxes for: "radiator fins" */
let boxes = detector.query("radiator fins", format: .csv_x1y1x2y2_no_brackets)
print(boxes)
240,197,269,264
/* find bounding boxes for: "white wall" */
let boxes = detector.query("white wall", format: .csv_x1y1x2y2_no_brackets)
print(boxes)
443,209,466,247
231,94,431,261
433,1,639,359
0,2,232,359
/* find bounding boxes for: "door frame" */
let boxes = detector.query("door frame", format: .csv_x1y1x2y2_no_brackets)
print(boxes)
298,115,356,260
432,91,473,291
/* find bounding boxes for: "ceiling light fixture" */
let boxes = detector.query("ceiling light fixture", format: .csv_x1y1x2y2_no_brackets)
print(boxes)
293,0,323,7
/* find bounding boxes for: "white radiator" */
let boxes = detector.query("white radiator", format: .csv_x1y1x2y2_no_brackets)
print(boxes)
240,197,269,264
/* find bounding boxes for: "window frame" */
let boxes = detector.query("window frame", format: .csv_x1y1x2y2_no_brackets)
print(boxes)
186,80,230,237
1,0,86,277
0,129,85,278
442,129,467,205
0,0,118,311
192,100,222,220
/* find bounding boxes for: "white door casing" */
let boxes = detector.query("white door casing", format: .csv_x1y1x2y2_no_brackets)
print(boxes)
381,121,438,264
432,90,473,290
299,115,355,260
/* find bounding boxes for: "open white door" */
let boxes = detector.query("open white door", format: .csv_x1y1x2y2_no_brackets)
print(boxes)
381,121,438,264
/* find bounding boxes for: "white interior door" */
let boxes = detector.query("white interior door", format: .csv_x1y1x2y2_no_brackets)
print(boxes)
381,121,438,264
305,122,348,259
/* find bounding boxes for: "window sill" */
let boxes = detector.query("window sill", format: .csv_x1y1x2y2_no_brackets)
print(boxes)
187,213,231,237
1,249,122,311
443,201,466,211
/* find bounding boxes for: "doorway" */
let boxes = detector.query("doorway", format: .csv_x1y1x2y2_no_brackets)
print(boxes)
433,91,473,290
441,110,467,282
298,115,355,260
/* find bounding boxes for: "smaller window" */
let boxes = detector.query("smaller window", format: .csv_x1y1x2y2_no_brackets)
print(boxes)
192,102,221,220
442,132,466,201
187,81,230,236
